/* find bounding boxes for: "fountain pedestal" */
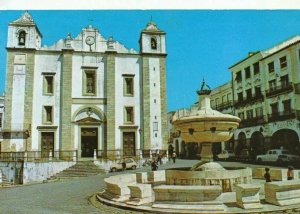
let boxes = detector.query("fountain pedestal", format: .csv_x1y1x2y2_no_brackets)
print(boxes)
200,142,214,162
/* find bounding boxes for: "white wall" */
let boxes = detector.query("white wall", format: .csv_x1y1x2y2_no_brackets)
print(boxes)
10,63,26,151
32,53,61,150
115,56,141,150
23,161,75,184
149,58,162,150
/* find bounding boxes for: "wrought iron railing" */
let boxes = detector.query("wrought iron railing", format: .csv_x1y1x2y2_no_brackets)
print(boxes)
268,110,296,122
234,94,263,108
0,150,77,162
96,149,167,160
239,116,265,128
266,82,293,97
214,101,234,111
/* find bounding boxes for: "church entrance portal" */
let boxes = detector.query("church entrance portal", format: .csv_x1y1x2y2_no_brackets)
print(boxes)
81,128,98,157
41,132,54,158
123,132,135,157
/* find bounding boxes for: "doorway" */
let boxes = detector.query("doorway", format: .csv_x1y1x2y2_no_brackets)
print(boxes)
81,128,98,157
123,132,135,157
41,132,54,158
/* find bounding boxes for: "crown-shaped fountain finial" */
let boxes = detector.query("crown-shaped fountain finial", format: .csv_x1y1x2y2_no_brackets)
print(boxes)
197,78,211,95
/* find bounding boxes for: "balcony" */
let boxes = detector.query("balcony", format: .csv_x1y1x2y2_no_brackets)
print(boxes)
239,116,266,128
268,110,296,122
215,101,234,111
266,82,294,98
234,93,264,108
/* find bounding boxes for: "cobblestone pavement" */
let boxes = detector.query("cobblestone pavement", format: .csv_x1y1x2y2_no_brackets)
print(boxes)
0,159,293,214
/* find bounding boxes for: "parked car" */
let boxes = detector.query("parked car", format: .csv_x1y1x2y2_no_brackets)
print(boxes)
256,149,300,165
216,150,235,161
236,149,251,162
110,158,138,172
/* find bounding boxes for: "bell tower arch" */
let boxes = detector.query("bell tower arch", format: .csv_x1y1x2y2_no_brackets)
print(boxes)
7,11,42,49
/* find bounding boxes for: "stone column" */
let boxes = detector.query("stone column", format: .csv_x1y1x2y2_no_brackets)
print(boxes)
23,51,35,152
159,57,168,150
3,51,15,151
60,49,73,153
105,51,116,158
141,57,151,150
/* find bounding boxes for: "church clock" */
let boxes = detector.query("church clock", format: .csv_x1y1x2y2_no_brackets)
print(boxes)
85,36,95,45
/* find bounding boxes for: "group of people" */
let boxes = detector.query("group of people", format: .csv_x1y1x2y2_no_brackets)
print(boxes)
150,151,178,171
264,166,294,182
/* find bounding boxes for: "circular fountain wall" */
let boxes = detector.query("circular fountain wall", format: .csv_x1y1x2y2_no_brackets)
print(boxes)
165,167,252,192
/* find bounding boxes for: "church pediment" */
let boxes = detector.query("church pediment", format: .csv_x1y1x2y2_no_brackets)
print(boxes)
76,117,102,124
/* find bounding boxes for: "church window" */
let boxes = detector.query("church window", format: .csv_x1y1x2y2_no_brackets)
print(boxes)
18,31,26,45
153,122,158,131
151,37,157,50
43,106,53,124
123,76,134,96
83,70,96,95
124,106,134,124
43,75,54,95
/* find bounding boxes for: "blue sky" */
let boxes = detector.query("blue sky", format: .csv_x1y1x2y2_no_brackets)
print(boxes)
1,10,300,111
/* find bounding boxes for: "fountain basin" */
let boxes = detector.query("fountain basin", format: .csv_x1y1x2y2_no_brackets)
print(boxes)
165,167,252,192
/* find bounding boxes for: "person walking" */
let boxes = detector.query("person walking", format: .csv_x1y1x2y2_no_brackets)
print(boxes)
172,152,177,163
287,166,294,180
151,160,158,171
264,167,271,182
121,159,126,171
157,153,162,165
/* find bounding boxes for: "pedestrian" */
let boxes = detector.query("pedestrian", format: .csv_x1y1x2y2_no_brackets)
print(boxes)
287,166,294,180
122,159,126,171
172,152,177,163
168,144,174,162
264,167,271,182
151,160,158,171
157,153,162,165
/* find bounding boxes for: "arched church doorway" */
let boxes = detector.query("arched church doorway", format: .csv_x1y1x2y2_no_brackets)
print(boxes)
81,128,98,157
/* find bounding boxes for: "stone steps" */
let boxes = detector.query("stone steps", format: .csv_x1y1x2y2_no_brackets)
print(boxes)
47,161,105,181
1,173,13,188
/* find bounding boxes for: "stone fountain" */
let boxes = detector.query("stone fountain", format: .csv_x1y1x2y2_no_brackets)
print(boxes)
172,80,240,170
167,80,249,192
97,80,300,213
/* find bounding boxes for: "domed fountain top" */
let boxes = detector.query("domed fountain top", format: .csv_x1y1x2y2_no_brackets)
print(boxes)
173,79,240,125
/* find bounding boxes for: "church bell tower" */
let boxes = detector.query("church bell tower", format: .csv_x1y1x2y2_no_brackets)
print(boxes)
7,11,42,49
139,20,168,151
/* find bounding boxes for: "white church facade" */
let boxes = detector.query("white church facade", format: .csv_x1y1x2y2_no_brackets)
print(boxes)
2,12,168,159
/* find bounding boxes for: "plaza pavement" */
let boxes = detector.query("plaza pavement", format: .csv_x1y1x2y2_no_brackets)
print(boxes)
0,159,290,214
